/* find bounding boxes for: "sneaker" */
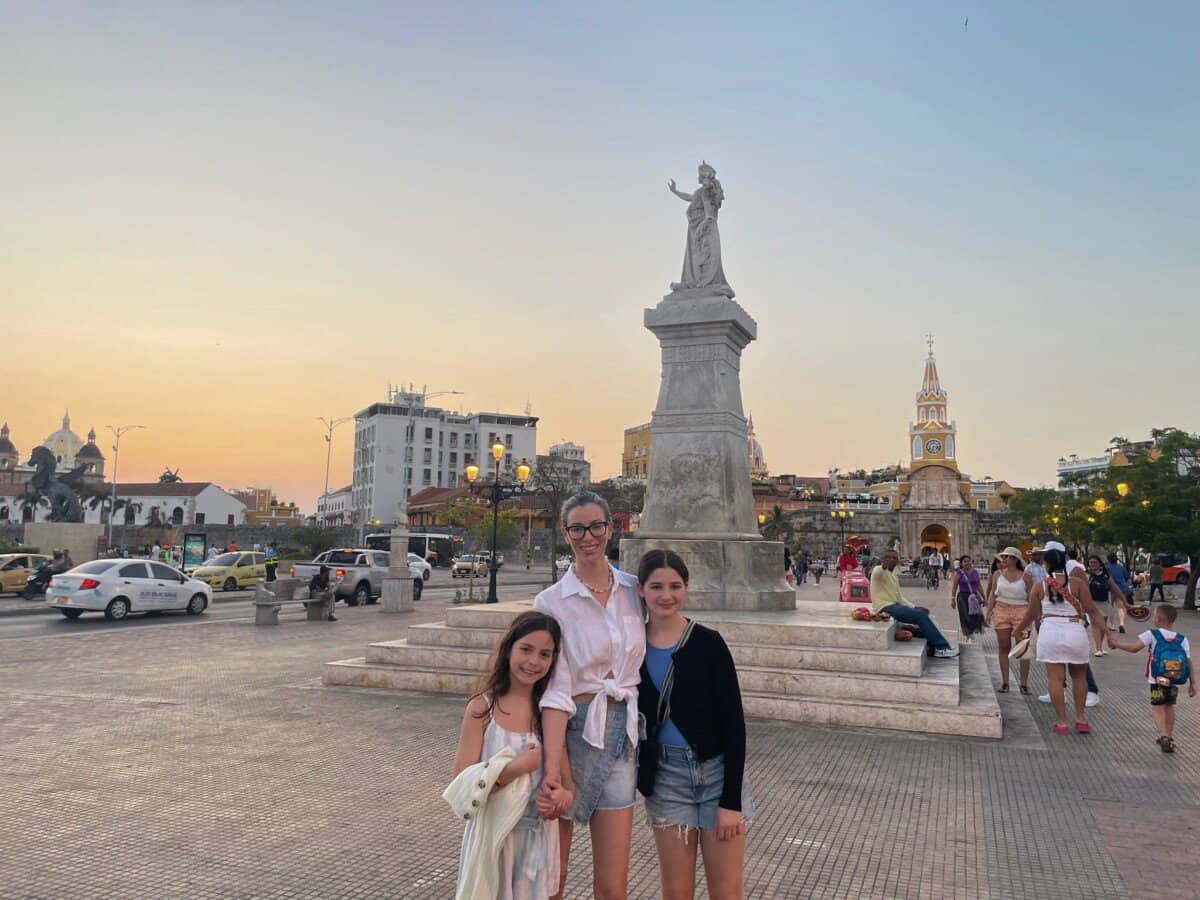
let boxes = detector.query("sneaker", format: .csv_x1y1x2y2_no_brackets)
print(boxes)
1085,692,1099,707
933,647,961,659
1119,626,1126,634
327,615,338,622
1038,693,1051,703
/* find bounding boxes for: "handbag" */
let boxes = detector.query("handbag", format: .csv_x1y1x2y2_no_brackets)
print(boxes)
637,619,698,797
1009,630,1036,660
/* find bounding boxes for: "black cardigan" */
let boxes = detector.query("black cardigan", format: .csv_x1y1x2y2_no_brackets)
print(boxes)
637,622,747,811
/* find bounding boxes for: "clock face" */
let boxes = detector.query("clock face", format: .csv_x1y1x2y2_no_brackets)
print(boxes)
925,438,943,454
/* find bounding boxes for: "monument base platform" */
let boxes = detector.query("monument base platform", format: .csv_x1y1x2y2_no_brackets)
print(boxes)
23,523,105,564
620,536,794,611
323,600,1002,739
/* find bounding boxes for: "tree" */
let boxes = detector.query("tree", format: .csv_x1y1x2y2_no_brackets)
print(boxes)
438,498,521,551
289,526,340,558
529,459,585,577
760,504,793,544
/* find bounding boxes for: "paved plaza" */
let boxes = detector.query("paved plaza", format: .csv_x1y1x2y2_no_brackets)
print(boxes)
2,579,1198,899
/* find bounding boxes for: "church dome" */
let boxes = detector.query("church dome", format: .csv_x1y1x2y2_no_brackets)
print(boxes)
76,442,104,460
0,422,15,458
42,411,84,467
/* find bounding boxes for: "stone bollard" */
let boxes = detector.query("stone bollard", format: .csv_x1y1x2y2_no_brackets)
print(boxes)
254,580,280,626
381,575,413,614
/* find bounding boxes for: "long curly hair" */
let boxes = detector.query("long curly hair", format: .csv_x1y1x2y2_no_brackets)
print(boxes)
698,161,724,208
472,611,562,740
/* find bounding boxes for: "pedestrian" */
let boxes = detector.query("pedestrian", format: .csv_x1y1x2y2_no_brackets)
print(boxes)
636,549,752,900
783,545,794,587
870,550,959,658
1106,552,1132,634
1036,542,1100,708
451,611,567,899
1148,557,1166,604
151,541,162,560
1015,545,1112,735
984,548,1033,693
836,544,858,576
813,558,826,585
264,544,278,583
949,555,985,644
942,553,951,577
1085,555,1125,657
207,545,219,560
533,491,645,899
1025,549,1047,583
797,553,809,585
1107,603,1195,753
308,565,336,621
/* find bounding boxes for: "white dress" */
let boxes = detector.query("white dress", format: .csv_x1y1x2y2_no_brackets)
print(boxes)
457,718,556,900
1036,600,1091,664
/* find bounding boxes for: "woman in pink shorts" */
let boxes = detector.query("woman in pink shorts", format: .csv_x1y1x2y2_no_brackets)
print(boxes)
985,547,1034,694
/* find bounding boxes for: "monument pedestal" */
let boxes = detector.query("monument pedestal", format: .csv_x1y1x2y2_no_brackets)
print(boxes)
620,536,792,610
380,576,413,614
625,290,793,611
23,523,104,564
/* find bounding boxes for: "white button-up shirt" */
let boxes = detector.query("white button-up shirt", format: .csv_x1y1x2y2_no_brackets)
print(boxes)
534,565,646,751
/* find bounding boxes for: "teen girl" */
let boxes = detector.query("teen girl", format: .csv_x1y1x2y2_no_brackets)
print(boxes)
534,491,646,900
637,549,752,900
453,611,572,900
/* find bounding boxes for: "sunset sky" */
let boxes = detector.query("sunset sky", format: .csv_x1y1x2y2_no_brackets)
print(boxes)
5,3,1197,511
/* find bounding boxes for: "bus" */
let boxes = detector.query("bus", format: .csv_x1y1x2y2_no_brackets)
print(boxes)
364,532,463,567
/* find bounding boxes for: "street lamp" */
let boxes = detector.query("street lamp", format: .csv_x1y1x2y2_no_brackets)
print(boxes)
830,501,854,549
106,424,145,550
317,416,350,527
465,446,541,603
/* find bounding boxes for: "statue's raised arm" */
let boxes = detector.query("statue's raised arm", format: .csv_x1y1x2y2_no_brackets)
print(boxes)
668,161,734,299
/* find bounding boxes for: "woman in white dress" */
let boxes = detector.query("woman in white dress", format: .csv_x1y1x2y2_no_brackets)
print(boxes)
1015,547,1113,735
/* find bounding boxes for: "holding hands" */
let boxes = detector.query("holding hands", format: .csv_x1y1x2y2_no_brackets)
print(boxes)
535,773,573,819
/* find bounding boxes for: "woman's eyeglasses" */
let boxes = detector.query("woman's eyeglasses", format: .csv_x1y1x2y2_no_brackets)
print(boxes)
564,521,610,539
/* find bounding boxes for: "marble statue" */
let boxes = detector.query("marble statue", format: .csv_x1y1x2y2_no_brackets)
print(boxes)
668,161,734,298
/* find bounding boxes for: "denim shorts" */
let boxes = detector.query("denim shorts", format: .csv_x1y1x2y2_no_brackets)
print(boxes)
643,745,755,832
565,699,637,823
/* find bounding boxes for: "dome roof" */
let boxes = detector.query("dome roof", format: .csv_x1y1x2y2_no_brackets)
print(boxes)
76,442,104,460
0,422,15,457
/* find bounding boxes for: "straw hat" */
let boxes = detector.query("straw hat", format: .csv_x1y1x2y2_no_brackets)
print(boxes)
995,546,1024,562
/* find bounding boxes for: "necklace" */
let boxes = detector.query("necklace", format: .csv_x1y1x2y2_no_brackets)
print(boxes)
574,565,613,596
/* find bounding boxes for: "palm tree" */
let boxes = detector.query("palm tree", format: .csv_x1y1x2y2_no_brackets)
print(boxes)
760,504,793,543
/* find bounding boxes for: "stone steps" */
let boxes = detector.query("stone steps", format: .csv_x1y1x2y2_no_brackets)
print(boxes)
321,600,1003,740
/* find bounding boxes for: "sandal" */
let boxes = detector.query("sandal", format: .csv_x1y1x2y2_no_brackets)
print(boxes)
1158,736,1176,753
1075,722,1091,734
999,683,1010,693
1052,723,1069,735
1019,685,1031,695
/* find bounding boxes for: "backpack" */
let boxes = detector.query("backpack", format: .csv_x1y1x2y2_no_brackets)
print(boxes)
1150,629,1190,685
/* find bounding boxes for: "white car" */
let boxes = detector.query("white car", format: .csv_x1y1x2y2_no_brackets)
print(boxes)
46,559,212,621
407,553,432,583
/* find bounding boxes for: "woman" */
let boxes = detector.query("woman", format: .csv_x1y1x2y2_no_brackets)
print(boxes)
637,549,751,900
949,556,985,644
984,548,1033,693
667,162,733,296
1015,546,1113,734
1085,554,1124,657
534,492,645,900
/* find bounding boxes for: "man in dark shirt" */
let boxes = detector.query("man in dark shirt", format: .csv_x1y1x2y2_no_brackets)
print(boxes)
309,565,336,621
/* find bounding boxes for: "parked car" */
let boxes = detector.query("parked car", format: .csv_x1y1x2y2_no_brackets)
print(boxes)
190,551,267,591
1164,561,1192,585
452,554,489,578
0,553,53,595
290,548,424,605
46,559,211,621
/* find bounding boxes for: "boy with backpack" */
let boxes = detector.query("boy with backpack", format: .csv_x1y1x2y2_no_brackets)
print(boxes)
1109,604,1195,752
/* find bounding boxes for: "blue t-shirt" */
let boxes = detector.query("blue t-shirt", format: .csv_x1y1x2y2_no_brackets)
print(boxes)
1107,562,1132,594
644,641,689,748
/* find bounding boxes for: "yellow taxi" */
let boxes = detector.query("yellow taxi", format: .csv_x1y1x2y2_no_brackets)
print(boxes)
0,552,53,594
189,551,267,592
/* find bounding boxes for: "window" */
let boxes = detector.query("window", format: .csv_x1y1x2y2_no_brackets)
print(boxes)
425,427,433,442
423,448,432,465
465,434,473,448
977,500,987,512
171,506,184,525
505,433,513,449
195,512,206,525
423,468,432,485
449,452,457,468
439,431,444,446
449,433,458,448
119,563,150,579
151,563,179,580
227,514,235,525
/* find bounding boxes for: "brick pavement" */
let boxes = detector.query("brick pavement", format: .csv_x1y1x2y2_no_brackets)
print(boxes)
1,585,1196,899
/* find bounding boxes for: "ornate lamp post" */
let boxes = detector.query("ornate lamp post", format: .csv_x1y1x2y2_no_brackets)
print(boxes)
465,444,537,604
830,501,854,550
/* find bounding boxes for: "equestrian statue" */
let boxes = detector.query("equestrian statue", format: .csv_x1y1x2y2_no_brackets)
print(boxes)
25,446,86,523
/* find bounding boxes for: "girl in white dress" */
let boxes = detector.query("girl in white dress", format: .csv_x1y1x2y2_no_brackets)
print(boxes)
453,612,574,900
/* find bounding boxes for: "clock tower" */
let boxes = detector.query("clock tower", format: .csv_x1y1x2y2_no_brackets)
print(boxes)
908,337,959,476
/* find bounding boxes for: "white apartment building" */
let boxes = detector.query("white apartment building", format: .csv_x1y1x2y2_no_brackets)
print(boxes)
352,390,538,526
315,484,352,527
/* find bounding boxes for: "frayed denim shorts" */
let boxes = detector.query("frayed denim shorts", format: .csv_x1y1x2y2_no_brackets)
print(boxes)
565,699,637,823
643,745,755,832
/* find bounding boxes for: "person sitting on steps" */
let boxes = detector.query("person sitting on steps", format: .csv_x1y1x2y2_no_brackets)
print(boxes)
870,551,959,658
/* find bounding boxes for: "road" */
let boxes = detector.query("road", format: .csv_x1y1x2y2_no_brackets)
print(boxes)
0,565,554,639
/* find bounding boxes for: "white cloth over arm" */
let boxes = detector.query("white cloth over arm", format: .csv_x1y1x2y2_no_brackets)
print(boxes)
533,566,646,750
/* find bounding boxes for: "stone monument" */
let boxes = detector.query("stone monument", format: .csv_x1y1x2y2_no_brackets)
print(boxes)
620,163,793,611
380,500,413,613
